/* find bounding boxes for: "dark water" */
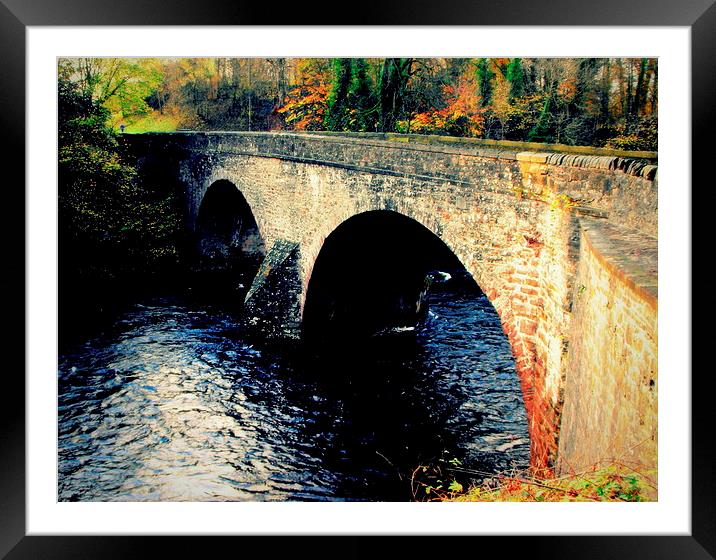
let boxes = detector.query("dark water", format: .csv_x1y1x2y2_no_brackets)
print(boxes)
58,288,529,502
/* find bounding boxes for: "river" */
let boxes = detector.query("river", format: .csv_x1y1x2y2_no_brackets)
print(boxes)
58,284,530,501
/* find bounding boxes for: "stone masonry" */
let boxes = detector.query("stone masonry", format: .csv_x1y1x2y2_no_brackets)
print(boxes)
123,131,658,475
557,218,658,475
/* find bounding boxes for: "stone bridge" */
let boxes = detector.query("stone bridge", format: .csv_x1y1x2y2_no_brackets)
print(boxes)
124,131,658,477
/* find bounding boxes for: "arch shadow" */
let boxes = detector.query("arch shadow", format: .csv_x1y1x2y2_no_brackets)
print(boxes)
195,179,265,302
299,209,531,489
302,210,480,345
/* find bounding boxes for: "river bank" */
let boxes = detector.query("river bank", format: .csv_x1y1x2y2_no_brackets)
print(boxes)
427,461,657,502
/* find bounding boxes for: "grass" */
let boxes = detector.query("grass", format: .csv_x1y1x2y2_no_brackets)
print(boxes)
113,113,182,134
411,459,657,502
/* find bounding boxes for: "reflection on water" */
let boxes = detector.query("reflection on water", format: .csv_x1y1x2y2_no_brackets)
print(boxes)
58,289,529,501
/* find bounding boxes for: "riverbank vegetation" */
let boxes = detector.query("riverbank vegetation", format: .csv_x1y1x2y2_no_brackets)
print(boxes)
59,57,657,150
58,59,184,309
409,458,657,502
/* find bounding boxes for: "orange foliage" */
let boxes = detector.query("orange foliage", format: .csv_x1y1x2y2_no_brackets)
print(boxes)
557,77,577,101
276,60,329,130
400,69,484,137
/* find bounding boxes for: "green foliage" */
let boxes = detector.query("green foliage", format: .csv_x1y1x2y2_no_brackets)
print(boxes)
59,66,181,284
409,451,471,500
528,94,556,142
349,58,378,131
506,58,526,101
498,93,545,140
325,58,377,132
378,58,413,132
475,58,495,107
325,59,352,130
121,113,181,134
60,58,163,128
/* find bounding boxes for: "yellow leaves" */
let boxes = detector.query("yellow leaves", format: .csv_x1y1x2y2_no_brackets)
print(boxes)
549,193,574,211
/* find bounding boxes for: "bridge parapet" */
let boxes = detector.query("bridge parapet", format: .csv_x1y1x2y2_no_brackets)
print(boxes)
133,131,657,237
296,130,658,162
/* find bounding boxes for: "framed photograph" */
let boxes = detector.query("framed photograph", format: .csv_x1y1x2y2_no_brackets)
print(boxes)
4,0,704,557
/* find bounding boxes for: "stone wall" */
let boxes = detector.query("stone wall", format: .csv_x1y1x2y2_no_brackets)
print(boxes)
557,218,658,475
127,132,657,234
517,151,657,237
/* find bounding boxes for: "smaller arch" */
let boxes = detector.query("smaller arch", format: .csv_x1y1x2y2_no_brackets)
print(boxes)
195,179,265,301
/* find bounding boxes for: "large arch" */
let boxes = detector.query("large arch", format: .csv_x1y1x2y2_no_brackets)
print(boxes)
195,179,266,301
300,208,545,461
302,210,484,343
300,209,531,468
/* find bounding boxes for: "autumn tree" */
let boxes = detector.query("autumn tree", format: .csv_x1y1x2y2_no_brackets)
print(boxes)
397,60,484,137
277,59,330,130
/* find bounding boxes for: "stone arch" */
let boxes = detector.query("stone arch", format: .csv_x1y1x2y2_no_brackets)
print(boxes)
194,179,266,300
302,209,495,341
299,205,498,325
299,207,549,466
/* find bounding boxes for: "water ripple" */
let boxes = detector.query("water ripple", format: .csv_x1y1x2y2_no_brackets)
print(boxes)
58,291,529,501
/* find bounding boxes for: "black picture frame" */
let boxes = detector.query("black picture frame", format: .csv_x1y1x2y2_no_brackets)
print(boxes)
2,1,704,557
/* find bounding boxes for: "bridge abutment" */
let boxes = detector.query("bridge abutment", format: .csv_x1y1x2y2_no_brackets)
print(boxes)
243,239,302,340
557,219,658,475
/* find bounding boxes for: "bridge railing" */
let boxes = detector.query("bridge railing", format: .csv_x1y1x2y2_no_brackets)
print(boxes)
294,131,658,162
151,129,657,163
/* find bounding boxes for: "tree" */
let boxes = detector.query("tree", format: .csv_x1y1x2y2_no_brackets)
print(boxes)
396,63,484,137
528,93,555,142
348,58,377,131
58,62,180,286
476,58,495,106
62,58,163,128
378,58,414,132
556,58,600,145
506,58,526,101
324,58,379,132
277,59,330,130
325,59,353,131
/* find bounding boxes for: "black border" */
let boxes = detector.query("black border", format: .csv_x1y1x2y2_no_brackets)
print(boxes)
2,1,704,557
